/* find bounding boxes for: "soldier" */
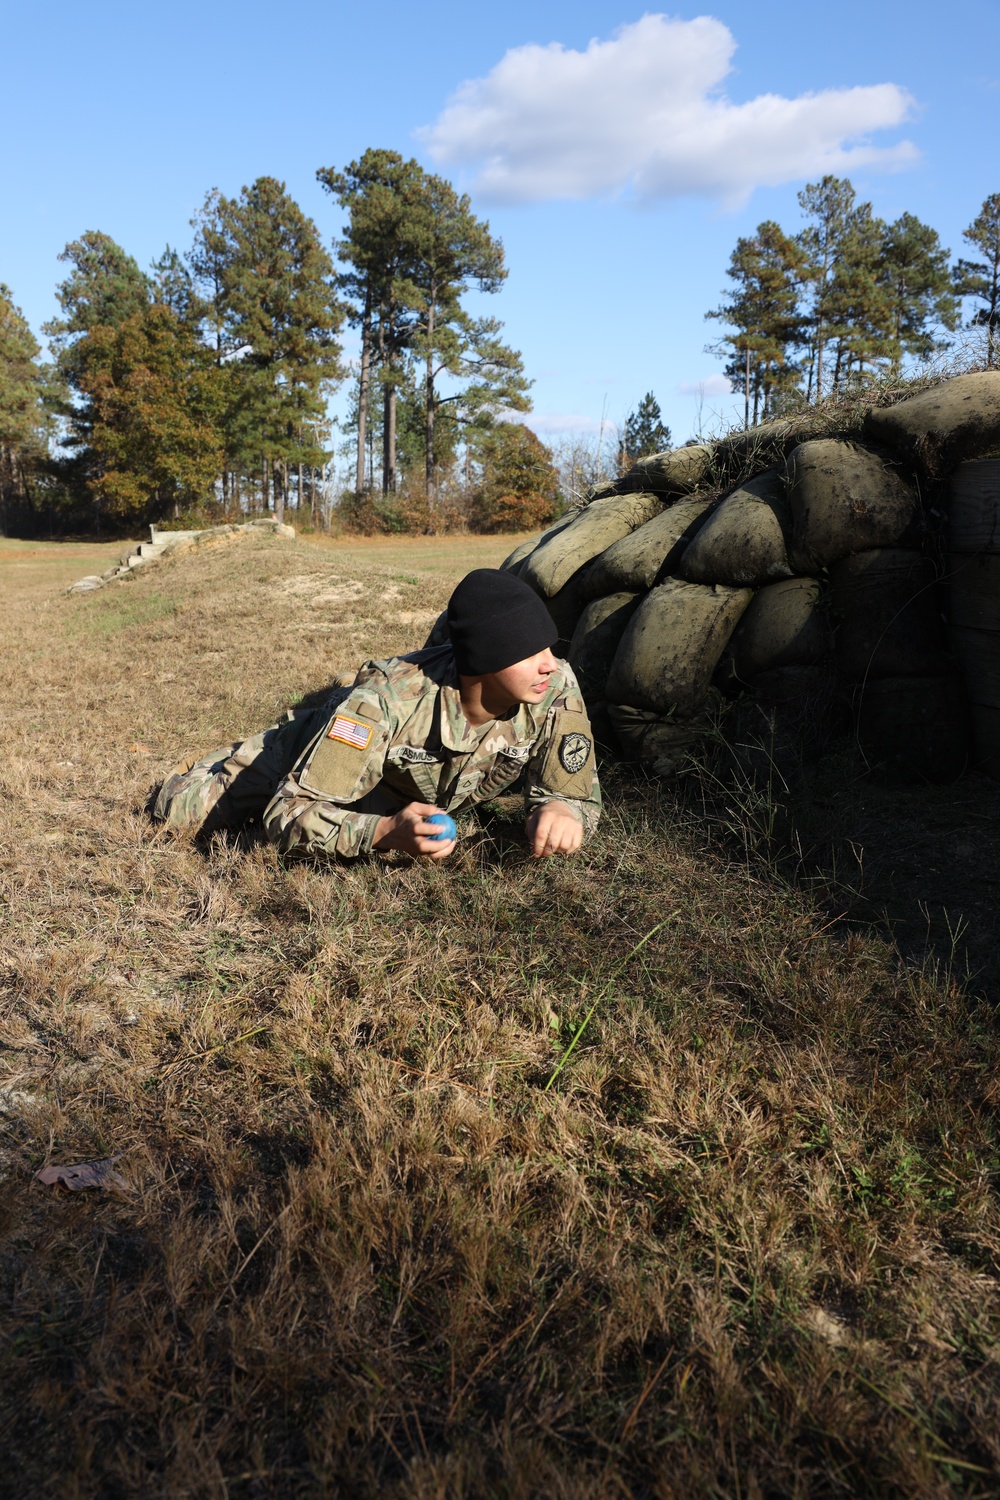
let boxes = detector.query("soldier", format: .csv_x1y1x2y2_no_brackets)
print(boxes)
154,568,600,860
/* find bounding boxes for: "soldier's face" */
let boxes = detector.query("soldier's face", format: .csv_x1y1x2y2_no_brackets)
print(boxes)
488,648,559,707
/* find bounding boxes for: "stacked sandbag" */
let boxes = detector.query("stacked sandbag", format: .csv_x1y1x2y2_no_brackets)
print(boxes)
476,375,1000,788
581,496,712,597
829,549,967,782
866,372,1000,478
723,577,832,686
590,442,716,500
949,459,1000,776
785,439,919,572
498,509,580,574
518,491,666,643
606,580,753,717
717,578,839,785
606,702,718,778
568,592,642,705
519,492,665,599
679,470,792,586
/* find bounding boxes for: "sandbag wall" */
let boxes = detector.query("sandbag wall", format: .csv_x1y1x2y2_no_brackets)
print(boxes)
949,460,1000,776
499,373,1000,785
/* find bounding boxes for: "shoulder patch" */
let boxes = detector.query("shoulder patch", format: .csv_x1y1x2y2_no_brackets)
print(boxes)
328,715,374,750
540,706,596,800
297,703,385,801
560,731,591,775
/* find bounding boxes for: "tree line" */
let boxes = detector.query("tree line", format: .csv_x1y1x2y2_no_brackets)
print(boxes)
6,168,999,537
0,151,559,537
706,179,1000,425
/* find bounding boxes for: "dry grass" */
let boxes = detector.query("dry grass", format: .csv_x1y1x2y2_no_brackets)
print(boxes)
2,531,1000,1498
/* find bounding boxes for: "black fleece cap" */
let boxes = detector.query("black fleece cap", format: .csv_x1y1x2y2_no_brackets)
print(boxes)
446,568,558,676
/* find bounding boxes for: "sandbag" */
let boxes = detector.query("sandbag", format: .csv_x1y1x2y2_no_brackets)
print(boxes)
606,579,753,716
949,625,1000,709
854,675,969,783
949,552,1000,632
679,469,792,586
865,372,1000,477
582,496,712,598
546,564,601,646
520,492,664,598
948,460,1000,553
831,549,949,681
785,439,918,572
724,578,831,682
499,508,581,574
627,443,716,495
606,702,711,777
568,592,642,703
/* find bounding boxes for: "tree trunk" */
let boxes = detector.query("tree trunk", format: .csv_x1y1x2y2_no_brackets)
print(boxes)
275,461,285,523
743,347,750,430
815,335,824,401
262,455,269,513
382,378,397,495
356,291,372,494
426,290,436,503
297,461,303,512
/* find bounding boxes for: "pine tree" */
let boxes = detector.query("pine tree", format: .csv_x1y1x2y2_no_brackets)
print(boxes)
319,150,427,496
79,305,223,522
402,172,528,499
321,156,528,501
706,221,807,425
44,232,154,523
622,392,671,467
796,176,857,399
0,284,49,532
151,246,197,325
954,194,1000,367
191,178,343,518
825,207,892,384
879,213,957,374
44,231,151,388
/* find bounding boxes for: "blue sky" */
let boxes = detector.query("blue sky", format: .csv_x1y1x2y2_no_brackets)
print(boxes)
4,1,999,454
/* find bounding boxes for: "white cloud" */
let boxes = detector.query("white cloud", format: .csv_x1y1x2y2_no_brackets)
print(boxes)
419,14,918,207
524,413,603,435
679,375,733,397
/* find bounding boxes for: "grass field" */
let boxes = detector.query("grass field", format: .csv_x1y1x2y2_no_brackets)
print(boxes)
2,529,1000,1498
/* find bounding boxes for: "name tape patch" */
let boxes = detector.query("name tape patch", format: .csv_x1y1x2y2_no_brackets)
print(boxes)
327,714,374,751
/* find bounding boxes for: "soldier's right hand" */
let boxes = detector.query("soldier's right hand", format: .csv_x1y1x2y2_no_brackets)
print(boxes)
373,803,457,860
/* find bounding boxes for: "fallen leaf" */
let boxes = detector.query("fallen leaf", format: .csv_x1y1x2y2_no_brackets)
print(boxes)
35,1156,127,1191
129,743,153,756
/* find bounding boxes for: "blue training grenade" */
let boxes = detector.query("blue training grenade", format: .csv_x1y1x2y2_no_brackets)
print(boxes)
427,813,457,842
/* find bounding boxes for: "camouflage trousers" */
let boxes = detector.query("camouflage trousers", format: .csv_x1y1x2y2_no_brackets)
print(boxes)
153,700,408,837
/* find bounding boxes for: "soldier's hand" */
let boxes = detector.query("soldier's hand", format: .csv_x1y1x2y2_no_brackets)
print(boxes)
373,803,456,860
525,802,584,858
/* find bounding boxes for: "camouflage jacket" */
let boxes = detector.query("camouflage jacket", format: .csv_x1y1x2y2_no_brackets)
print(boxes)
263,645,601,859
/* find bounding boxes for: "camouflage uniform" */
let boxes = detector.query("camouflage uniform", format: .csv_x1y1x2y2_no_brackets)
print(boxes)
154,645,601,859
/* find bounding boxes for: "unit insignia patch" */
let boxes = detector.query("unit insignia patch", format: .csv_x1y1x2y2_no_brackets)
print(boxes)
559,732,591,775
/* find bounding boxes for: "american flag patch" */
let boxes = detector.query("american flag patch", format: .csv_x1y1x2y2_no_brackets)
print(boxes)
327,715,374,750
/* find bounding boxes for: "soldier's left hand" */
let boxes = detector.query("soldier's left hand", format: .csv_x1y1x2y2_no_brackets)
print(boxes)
525,802,584,858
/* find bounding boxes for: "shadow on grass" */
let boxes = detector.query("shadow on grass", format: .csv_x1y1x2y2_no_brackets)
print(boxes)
676,730,1000,1004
